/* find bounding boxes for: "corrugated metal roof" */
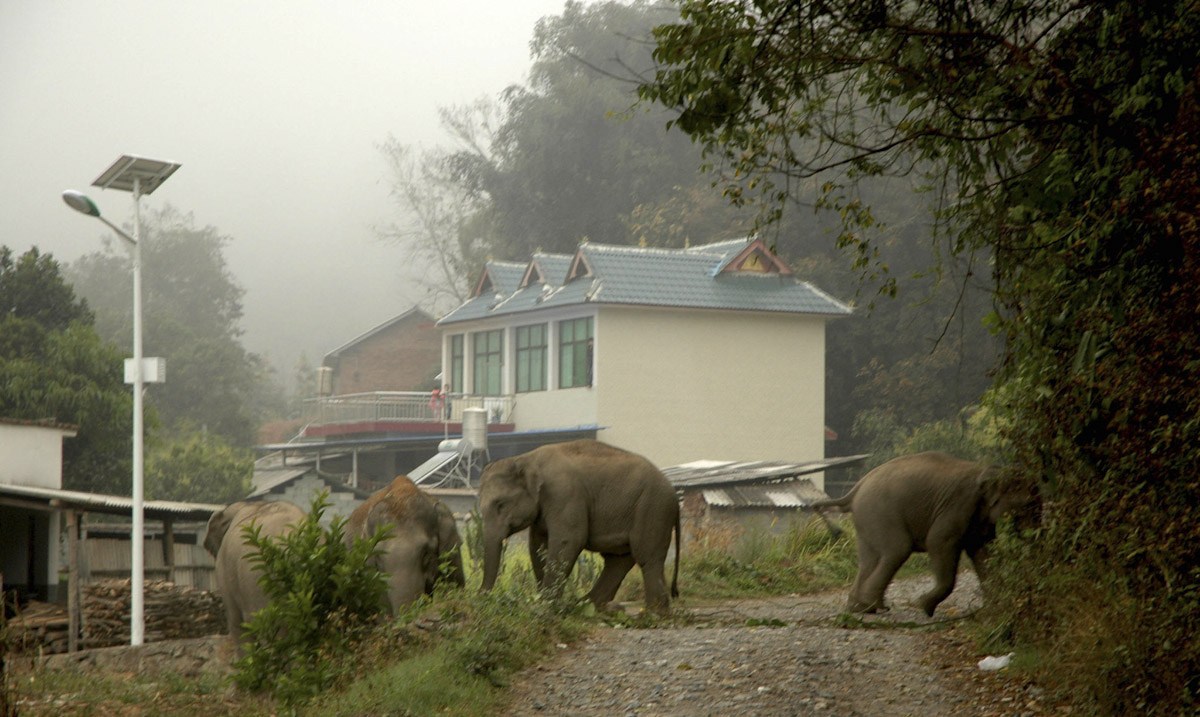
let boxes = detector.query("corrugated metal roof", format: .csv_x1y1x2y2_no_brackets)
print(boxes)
663,454,868,490
249,464,372,500
0,483,221,519
439,238,852,326
701,481,830,509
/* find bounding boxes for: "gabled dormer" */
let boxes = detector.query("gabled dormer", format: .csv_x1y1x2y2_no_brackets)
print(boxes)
566,248,595,282
518,252,573,290
470,260,525,299
710,238,793,277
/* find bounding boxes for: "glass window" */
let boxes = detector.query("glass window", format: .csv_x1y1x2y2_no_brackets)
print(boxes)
558,317,593,389
515,323,547,393
472,329,503,396
449,334,464,393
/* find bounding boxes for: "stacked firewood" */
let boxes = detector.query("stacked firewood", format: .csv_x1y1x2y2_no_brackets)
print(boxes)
3,579,226,653
2,601,67,653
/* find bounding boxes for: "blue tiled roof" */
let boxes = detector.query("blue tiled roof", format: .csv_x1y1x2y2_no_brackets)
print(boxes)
439,239,851,325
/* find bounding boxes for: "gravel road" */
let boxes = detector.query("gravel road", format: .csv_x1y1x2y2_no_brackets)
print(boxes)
501,573,1057,716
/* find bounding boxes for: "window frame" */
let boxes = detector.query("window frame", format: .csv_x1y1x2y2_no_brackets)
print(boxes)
449,334,464,393
514,323,548,393
558,317,593,389
471,329,504,396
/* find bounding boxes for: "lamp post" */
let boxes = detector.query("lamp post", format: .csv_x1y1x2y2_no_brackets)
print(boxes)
62,155,179,646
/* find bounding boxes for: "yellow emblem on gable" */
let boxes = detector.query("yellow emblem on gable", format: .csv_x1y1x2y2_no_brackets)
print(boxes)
740,252,768,273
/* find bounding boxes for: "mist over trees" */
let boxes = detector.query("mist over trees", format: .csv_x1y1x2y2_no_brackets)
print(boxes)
66,207,271,502
69,206,269,448
383,0,999,458
640,0,1199,712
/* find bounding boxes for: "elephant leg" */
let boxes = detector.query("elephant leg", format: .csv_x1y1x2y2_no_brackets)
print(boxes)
225,603,245,645
587,553,635,610
917,544,963,617
542,535,584,600
529,527,548,586
847,539,881,612
967,543,990,583
639,556,671,616
857,549,909,614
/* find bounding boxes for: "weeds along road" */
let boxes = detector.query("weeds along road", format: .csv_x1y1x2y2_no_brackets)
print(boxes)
502,573,1057,717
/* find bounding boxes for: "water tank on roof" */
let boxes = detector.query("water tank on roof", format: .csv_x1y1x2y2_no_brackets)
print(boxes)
463,407,487,451
316,366,333,396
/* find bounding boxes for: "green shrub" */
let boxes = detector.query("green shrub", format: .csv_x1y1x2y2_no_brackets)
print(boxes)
233,493,388,705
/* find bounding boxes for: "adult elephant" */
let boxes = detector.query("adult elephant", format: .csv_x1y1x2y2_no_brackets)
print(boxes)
344,475,465,614
204,500,306,643
810,451,1038,616
479,439,681,615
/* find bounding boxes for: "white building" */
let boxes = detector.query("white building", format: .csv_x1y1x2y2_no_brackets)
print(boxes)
436,238,851,479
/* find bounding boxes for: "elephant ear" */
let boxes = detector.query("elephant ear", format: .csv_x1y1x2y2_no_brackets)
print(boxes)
978,465,1037,525
204,503,240,557
366,498,398,538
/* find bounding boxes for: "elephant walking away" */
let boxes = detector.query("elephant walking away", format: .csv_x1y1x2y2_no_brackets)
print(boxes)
344,475,465,614
478,439,681,615
810,451,1038,616
204,500,306,643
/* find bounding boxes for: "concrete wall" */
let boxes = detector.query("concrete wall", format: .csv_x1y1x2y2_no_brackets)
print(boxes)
261,475,363,525
437,304,830,484
0,422,74,489
596,306,827,476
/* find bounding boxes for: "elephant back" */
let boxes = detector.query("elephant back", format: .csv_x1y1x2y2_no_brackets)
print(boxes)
348,475,440,541
206,500,304,556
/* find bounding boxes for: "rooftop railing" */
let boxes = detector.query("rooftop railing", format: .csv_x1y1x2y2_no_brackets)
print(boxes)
305,391,514,426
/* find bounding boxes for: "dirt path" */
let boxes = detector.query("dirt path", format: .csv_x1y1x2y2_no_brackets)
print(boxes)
502,574,1056,716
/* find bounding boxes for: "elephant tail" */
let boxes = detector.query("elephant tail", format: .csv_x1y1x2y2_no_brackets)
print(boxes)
808,488,856,539
671,509,681,599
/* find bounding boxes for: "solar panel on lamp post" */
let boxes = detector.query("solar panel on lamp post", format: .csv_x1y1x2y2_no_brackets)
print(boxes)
62,155,180,646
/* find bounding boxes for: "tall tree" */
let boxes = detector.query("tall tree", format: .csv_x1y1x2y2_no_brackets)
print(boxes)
0,246,132,493
377,102,498,310
446,0,742,257
69,206,266,447
641,1,1200,712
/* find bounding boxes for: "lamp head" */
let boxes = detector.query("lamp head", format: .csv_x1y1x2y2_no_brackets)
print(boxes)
62,190,101,217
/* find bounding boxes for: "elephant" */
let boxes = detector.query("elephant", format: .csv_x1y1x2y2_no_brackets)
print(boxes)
344,475,466,614
810,451,1038,617
204,499,306,643
478,439,681,615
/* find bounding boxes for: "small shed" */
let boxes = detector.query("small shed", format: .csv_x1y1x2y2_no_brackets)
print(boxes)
1,419,78,604
250,454,372,523
1,418,222,651
663,455,867,544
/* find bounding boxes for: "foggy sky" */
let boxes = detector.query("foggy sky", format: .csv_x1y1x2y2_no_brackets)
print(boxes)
0,0,567,381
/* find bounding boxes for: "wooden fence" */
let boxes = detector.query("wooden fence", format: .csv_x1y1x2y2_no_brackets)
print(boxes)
80,522,215,592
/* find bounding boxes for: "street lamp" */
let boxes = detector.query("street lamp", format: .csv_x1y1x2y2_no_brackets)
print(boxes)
62,155,180,646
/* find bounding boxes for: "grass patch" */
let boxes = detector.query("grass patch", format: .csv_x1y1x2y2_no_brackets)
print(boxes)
10,516,890,715
304,585,589,717
9,666,275,717
676,516,859,600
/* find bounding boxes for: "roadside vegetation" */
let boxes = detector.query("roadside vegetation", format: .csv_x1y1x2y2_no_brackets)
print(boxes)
6,509,875,716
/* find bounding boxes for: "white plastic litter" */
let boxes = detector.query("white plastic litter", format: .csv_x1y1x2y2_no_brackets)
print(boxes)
977,652,1015,671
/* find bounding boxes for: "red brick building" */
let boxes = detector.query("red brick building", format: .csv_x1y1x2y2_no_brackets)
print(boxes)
322,307,441,395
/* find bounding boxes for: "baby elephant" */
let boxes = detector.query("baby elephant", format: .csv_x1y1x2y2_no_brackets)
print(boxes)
811,451,1038,616
344,475,465,613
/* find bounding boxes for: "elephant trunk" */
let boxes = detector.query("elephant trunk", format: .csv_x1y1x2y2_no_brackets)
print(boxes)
481,528,505,591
